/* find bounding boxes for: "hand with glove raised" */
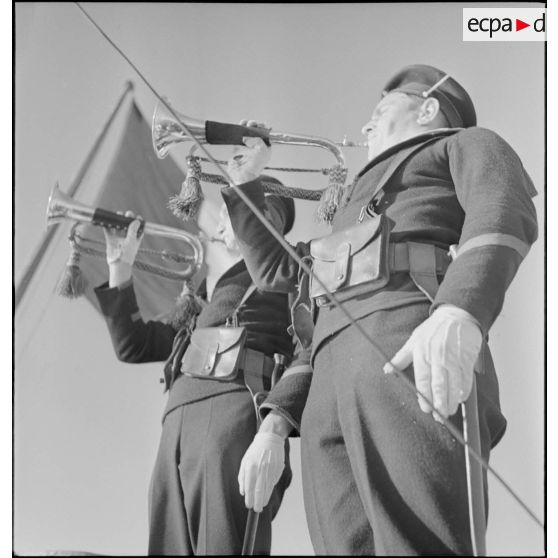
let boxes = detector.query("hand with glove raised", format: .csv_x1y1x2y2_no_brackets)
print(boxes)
227,120,272,186
383,304,483,422
102,210,144,288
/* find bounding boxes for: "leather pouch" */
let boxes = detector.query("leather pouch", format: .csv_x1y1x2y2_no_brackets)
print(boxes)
181,326,247,382
309,213,390,307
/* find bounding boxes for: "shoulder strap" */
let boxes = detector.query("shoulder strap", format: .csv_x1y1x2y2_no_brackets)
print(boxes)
228,282,258,327
369,135,450,203
237,283,258,310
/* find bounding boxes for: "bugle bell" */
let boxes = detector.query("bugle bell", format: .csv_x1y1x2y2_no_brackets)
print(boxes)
46,183,204,280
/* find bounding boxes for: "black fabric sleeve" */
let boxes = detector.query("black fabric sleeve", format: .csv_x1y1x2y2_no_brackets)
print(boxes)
432,127,539,333
95,281,178,363
221,180,309,293
259,344,313,436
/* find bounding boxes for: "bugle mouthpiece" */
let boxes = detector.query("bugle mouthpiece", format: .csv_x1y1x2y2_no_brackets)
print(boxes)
336,135,368,148
199,230,225,244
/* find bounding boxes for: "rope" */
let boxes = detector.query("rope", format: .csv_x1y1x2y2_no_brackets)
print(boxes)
195,154,328,201
195,157,346,208
199,172,323,201
197,156,332,174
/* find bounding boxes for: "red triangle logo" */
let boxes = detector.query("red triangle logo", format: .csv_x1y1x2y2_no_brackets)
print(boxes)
516,19,530,31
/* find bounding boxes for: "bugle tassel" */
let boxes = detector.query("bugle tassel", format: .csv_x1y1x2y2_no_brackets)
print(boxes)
57,229,89,298
316,164,349,224
168,155,203,221
170,279,204,330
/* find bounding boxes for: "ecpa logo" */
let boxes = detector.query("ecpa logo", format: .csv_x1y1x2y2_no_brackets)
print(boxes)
463,8,546,41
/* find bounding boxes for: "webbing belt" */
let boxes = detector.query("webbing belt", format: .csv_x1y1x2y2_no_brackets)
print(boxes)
389,242,451,301
389,242,451,274
238,348,276,394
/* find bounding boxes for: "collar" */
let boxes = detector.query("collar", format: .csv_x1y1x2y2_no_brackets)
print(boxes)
199,260,248,301
357,127,462,179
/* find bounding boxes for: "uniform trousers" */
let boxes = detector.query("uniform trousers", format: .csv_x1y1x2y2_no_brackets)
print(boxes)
301,302,492,556
148,389,289,555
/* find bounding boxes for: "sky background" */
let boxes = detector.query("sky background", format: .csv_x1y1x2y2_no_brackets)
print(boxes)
14,2,546,555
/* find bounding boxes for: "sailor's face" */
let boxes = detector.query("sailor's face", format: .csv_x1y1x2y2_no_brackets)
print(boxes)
215,204,241,256
361,92,420,161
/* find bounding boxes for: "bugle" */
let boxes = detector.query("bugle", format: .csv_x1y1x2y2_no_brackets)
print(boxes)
46,183,204,280
151,101,365,165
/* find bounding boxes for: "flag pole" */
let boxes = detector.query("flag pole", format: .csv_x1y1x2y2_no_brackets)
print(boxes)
15,81,135,311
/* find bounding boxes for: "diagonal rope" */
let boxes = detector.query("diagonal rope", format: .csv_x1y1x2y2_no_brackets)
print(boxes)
73,2,543,530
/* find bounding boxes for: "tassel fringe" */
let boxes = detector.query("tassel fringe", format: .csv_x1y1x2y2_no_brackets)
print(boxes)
170,280,203,330
57,247,88,298
316,165,348,224
168,156,203,221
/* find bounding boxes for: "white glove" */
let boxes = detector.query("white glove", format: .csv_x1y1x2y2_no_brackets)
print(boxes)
102,211,144,266
227,121,272,185
383,304,483,422
238,431,285,512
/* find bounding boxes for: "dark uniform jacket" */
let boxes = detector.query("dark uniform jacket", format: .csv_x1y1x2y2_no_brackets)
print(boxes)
95,260,293,421
222,127,538,445
258,343,312,436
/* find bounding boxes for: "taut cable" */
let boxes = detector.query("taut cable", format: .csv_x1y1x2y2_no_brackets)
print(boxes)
73,2,543,531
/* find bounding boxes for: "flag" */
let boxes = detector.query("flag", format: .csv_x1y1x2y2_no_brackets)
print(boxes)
76,100,204,320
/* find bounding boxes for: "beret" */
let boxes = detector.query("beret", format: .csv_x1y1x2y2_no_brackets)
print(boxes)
382,64,477,128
